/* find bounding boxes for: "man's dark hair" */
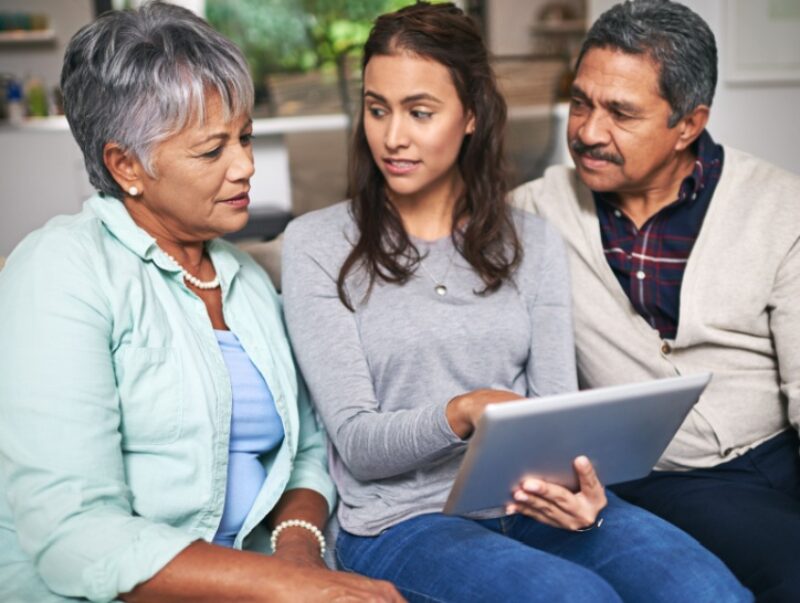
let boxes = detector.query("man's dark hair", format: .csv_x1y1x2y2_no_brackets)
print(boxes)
577,0,717,127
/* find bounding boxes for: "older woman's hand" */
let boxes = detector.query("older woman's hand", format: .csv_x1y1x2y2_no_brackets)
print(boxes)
506,456,608,531
287,566,406,602
272,531,328,569
121,540,406,603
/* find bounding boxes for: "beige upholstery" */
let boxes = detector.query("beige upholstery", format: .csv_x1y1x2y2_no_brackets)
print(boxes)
237,235,284,291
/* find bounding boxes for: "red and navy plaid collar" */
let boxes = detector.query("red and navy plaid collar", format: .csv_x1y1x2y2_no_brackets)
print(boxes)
590,130,724,339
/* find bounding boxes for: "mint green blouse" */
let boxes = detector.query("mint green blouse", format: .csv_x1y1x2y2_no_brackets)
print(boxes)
0,196,335,603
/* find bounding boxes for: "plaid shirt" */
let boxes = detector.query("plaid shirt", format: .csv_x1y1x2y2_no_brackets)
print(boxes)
593,130,724,340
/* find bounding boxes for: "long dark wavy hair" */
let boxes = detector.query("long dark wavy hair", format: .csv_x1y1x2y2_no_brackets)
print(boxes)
336,1,521,310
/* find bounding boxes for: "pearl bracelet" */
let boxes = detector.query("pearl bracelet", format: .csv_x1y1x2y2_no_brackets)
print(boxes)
270,519,326,557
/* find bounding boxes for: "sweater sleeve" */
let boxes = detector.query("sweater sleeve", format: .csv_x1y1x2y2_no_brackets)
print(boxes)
769,236,800,437
281,218,464,482
524,220,579,396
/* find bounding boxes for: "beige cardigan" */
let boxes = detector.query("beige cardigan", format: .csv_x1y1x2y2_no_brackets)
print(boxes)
511,147,800,470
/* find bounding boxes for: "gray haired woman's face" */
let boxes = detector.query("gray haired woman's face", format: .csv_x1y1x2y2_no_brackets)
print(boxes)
123,90,254,243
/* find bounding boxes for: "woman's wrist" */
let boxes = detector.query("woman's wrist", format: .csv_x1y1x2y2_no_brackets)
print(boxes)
270,519,326,558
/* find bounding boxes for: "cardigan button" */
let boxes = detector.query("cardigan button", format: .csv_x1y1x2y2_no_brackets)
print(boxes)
661,342,672,355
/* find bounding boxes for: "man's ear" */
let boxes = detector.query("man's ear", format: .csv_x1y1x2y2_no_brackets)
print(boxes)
103,142,145,197
674,105,710,152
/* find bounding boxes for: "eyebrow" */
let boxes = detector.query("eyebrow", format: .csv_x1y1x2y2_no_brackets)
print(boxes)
364,90,443,105
570,84,640,115
570,84,589,101
193,119,253,146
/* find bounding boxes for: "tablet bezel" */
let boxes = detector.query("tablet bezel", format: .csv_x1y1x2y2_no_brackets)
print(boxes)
443,373,711,515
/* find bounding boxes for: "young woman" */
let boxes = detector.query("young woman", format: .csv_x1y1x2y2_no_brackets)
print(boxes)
282,3,750,601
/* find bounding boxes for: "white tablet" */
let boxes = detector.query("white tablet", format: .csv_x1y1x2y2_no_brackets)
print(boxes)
443,373,711,515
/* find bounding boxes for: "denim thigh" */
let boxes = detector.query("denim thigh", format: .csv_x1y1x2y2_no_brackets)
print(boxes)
336,512,620,603
494,491,752,603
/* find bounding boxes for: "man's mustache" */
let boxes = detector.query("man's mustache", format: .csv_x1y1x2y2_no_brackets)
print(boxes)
570,139,625,166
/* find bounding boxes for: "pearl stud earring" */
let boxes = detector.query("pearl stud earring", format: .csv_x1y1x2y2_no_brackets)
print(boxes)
128,186,139,196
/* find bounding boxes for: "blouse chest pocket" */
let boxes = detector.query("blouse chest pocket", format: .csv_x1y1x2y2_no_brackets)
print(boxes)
113,347,184,448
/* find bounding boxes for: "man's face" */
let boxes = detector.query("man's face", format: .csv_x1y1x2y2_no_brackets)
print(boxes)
567,47,687,195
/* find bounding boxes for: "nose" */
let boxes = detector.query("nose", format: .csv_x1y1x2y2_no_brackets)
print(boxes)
576,109,611,147
384,115,410,151
229,141,255,182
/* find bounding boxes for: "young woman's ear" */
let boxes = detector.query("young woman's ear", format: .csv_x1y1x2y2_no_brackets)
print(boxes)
465,112,476,135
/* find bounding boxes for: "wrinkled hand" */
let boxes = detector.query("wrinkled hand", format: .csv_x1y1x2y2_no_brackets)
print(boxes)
280,565,406,603
506,456,607,531
446,388,525,438
272,530,404,601
272,537,327,570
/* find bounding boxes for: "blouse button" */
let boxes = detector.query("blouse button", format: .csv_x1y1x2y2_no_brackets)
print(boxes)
661,342,672,355
636,270,646,280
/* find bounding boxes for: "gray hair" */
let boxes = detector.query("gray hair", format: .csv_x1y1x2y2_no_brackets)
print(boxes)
576,0,717,127
61,1,254,198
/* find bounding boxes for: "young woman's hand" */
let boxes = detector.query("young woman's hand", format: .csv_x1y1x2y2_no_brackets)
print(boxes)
506,455,608,531
445,388,525,438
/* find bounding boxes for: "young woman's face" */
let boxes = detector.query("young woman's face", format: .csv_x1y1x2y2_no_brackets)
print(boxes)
363,52,475,206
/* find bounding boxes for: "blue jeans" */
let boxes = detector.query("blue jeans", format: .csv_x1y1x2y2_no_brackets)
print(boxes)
336,492,751,603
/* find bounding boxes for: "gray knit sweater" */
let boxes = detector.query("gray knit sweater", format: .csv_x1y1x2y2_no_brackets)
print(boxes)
282,202,576,535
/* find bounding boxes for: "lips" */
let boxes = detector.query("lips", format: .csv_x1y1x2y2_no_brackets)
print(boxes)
577,154,614,170
382,158,420,175
219,192,250,208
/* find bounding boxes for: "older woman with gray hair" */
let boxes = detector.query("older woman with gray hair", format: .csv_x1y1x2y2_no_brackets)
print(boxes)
0,3,401,602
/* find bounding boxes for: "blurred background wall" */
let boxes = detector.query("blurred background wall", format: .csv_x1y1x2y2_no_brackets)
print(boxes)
1,0,798,257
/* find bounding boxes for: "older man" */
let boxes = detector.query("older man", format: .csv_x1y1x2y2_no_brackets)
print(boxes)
513,0,800,600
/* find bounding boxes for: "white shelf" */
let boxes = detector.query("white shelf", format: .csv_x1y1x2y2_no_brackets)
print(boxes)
4,114,351,136
0,29,56,45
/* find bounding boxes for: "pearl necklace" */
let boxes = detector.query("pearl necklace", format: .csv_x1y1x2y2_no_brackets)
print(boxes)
162,250,220,290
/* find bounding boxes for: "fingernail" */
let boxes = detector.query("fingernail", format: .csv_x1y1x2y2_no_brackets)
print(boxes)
506,504,517,515
523,479,541,493
514,490,529,502
576,456,589,468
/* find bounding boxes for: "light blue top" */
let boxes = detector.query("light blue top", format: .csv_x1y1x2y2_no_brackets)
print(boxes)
213,329,285,548
0,195,335,603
